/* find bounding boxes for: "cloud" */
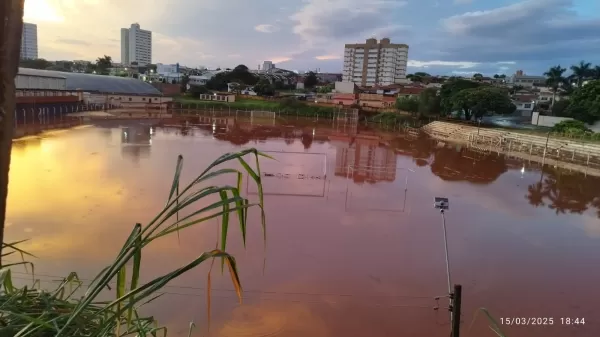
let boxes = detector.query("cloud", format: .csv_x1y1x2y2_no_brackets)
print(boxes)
21,0,600,75
289,0,408,46
254,24,278,33
454,0,473,4
408,60,480,69
55,39,90,46
315,55,340,60
438,0,600,63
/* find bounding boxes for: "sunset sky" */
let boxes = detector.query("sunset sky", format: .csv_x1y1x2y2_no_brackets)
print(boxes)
23,0,600,75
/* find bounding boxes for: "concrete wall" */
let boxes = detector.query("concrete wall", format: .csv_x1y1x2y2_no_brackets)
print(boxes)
334,81,355,94
531,112,600,132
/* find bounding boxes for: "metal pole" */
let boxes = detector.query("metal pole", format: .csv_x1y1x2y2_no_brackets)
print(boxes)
451,284,462,337
441,210,452,295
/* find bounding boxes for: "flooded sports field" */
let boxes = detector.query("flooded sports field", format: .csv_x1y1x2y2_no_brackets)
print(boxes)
6,118,600,337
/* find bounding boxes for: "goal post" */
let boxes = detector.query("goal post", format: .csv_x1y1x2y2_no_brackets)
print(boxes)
246,151,327,197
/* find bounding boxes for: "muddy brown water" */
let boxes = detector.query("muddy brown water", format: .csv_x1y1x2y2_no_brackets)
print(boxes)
6,119,600,337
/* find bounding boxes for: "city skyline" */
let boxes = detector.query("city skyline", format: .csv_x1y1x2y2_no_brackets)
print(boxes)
23,0,600,76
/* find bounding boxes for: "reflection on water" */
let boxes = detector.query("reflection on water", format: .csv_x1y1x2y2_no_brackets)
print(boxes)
5,119,600,337
121,125,152,161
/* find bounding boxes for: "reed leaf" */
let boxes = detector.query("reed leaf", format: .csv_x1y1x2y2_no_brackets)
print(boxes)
1,149,270,337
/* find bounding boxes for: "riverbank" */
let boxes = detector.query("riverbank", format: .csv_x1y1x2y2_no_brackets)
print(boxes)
422,121,600,176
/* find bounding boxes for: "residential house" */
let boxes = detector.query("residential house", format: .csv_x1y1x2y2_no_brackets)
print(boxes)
358,93,397,109
511,95,536,117
332,93,358,106
396,86,425,98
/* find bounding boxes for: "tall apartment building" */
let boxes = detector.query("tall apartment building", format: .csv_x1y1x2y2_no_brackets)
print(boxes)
342,38,408,86
20,22,38,59
120,23,152,65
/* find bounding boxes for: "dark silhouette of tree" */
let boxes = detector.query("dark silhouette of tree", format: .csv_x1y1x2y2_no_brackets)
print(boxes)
526,182,545,207
95,55,113,75
544,65,567,109
570,60,592,88
19,58,51,69
304,72,318,88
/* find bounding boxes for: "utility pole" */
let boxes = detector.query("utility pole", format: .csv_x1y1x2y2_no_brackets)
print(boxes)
0,0,24,267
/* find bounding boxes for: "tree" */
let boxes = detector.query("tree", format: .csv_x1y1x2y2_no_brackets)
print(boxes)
395,96,419,115
180,74,190,93
473,73,483,79
570,60,592,88
493,74,500,79
418,88,441,116
253,79,275,96
451,86,512,120
544,65,567,108
592,65,600,80
95,55,112,75
551,99,570,117
565,80,600,124
188,85,209,96
19,58,51,69
304,71,318,88
0,0,25,265
439,79,481,114
510,85,524,94
317,84,333,93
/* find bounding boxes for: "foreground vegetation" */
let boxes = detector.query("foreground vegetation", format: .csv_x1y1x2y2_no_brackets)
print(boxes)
0,149,269,336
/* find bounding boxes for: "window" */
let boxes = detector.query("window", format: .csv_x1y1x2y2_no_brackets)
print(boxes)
524,104,532,108
142,97,146,101
128,97,132,101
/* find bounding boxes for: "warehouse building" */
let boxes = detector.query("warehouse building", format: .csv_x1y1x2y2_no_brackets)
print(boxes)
15,68,171,124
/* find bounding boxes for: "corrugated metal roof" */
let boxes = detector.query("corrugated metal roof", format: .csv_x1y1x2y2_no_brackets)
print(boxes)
17,68,161,95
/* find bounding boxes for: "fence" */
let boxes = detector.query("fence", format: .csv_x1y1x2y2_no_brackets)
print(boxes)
422,121,600,176
167,103,358,121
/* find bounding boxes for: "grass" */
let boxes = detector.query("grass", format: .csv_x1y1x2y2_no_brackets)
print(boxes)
175,97,281,110
0,148,271,336
173,96,341,118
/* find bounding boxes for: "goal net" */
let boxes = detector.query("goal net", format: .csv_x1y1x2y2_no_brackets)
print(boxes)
246,151,327,197
250,110,276,119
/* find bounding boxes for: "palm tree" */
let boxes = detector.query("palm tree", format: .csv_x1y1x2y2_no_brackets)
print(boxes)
592,65,600,80
570,60,592,88
544,65,567,110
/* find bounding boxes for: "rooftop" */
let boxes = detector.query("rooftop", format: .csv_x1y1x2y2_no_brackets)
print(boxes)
18,68,162,95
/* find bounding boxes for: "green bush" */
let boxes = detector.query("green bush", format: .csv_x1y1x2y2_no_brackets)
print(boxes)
551,120,589,133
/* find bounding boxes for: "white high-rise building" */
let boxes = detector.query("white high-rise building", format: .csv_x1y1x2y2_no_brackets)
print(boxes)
20,22,38,59
342,38,408,86
120,23,152,65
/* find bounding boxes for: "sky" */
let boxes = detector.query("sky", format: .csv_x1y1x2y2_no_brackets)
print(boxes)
24,0,600,76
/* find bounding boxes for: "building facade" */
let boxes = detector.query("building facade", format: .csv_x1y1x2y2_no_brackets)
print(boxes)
507,70,546,88
20,22,38,59
121,23,152,65
342,38,408,86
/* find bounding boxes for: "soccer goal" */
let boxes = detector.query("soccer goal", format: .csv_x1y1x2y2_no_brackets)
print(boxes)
246,151,327,197
344,165,414,212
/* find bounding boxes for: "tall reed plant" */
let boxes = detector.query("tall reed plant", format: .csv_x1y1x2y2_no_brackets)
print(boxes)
0,148,270,336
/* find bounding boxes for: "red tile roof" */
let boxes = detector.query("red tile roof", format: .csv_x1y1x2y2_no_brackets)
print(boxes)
398,87,425,95
382,96,397,102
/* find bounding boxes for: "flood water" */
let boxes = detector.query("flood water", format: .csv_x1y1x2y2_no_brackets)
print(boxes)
6,118,600,337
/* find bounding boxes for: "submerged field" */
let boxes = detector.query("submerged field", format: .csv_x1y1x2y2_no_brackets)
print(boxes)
6,119,600,337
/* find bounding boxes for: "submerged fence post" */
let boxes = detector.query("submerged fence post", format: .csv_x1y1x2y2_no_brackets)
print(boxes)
451,284,462,337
